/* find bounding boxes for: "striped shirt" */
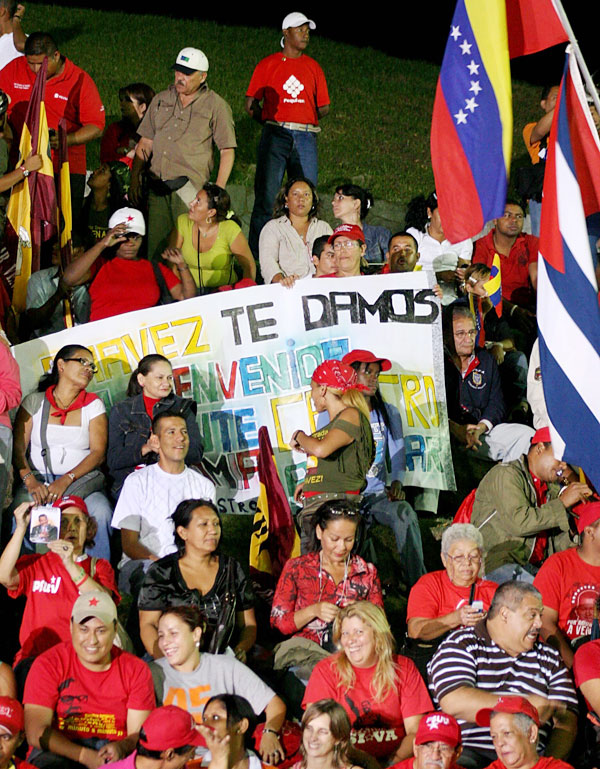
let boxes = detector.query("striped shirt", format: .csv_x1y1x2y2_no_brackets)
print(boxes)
427,621,577,753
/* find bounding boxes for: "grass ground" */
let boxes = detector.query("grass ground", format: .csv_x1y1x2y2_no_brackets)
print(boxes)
25,3,540,205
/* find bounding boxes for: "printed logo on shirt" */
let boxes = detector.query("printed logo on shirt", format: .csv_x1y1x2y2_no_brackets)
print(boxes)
283,75,306,104
32,576,62,594
566,583,598,639
14,82,30,90
468,369,486,390
54,92,68,101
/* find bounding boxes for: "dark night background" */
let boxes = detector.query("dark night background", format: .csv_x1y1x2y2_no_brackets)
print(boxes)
30,1,595,88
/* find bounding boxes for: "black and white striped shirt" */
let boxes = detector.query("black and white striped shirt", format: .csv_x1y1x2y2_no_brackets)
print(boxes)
427,621,577,752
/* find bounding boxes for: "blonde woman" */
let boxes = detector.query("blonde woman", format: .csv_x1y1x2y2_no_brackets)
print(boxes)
290,359,374,551
303,603,432,765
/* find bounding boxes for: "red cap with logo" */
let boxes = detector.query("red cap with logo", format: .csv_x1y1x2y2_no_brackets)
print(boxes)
0,697,24,736
312,359,369,393
328,223,365,245
414,711,461,747
139,706,205,750
52,495,89,516
476,696,540,727
342,349,392,372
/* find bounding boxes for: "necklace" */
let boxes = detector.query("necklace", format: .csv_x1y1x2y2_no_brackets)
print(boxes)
53,389,78,409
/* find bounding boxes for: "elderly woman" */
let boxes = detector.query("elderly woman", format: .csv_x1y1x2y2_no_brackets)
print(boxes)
406,523,498,642
259,178,331,286
304,602,432,765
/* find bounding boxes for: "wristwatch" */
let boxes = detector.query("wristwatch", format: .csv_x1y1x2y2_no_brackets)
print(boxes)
21,167,30,178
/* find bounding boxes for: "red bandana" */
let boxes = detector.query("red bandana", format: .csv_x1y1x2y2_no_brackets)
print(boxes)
45,386,100,425
311,360,370,393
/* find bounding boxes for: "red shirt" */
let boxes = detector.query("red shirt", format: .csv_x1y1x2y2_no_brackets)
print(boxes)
247,53,329,125
483,758,572,769
573,638,600,711
89,257,180,321
303,654,433,759
100,121,136,163
472,230,539,307
0,56,105,175
406,571,498,621
24,642,154,742
534,548,600,642
9,551,119,664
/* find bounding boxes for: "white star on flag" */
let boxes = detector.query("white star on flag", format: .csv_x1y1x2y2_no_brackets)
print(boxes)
469,80,482,95
460,40,472,55
454,109,468,124
450,25,461,41
465,97,478,112
467,60,479,75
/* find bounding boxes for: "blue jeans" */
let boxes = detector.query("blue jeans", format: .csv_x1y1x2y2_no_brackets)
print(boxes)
361,492,426,586
528,199,541,237
249,123,318,259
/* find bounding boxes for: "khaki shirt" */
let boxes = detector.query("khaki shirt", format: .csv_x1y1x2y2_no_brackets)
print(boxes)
138,83,236,188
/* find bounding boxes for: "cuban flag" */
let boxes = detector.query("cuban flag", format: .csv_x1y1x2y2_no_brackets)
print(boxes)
537,47,600,491
431,0,512,244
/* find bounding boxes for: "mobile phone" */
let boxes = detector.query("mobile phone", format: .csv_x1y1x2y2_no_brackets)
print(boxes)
471,600,484,613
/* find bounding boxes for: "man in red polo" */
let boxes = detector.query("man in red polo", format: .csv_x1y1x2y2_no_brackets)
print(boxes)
473,201,538,311
0,31,105,218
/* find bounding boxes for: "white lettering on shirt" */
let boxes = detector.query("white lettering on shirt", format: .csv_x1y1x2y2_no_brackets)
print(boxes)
32,576,62,594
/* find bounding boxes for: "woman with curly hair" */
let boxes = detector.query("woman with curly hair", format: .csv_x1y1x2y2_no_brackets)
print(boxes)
259,177,331,286
303,602,432,764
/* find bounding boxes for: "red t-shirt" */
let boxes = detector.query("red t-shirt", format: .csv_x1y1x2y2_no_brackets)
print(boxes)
303,654,432,759
24,642,154,742
472,230,539,306
390,760,460,769
483,758,572,769
100,121,136,163
246,53,329,125
573,638,600,712
534,548,600,642
8,551,119,664
0,56,105,175
89,257,180,321
406,571,498,621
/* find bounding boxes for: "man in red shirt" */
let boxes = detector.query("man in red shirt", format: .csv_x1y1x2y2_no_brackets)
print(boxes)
390,712,462,769
246,11,330,259
473,201,538,311
0,31,105,218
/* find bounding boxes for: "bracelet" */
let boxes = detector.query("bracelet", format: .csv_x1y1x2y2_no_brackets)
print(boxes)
263,728,280,737
74,571,88,589
292,430,301,443
21,471,33,482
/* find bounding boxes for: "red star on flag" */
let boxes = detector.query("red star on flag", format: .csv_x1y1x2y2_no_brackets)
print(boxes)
88,597,99,606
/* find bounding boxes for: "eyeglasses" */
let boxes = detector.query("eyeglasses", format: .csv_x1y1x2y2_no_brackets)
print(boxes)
445,553,481,565
420,743,456,755
501,211,524,220
454,330,477,339
63,357,98,374
333,242,360,251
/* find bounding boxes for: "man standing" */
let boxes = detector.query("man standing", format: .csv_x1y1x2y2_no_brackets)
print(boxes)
0,0,25,71
0,32,105,219
131,47,236,261
428,582,578,769
246,12,330,258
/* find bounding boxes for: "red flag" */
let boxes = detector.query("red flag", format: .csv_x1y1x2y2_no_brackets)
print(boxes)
505,0,568,58
249,426,300,596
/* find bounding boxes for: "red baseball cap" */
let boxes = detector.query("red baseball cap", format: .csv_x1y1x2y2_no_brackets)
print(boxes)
139,706,204,751
476,696,540,727
342,349,392,372
531,427,551,445
328,224,365,245
414,711,461,747
573,501,600,533
0,697,24,736
52,495,89,516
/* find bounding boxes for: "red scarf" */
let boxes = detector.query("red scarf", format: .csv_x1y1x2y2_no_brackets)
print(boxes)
45,386,100,425
529,471,549,565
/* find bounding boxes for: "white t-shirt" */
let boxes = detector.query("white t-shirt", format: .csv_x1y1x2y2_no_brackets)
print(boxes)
0,33,21,71
111,463,216,566
407,224,473,271
23,393,105,476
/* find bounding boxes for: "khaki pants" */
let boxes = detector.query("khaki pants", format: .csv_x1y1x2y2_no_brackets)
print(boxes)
147,182,197,262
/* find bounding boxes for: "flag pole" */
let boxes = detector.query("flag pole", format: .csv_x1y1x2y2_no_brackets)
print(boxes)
552,0,600,117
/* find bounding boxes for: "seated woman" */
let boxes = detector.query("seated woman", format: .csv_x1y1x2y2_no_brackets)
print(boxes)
62,207,196,322
271,500,383,677
76,160,130,249
407,523,497,642
139,499,256,659
107,353,203,498
151,606,286,765
259,178,332,286
290,359,373,551
101,82,155,164
328,225,368,278
331,184,390,265
168,183,255,292
304,603,432,765
0,499,118,677
12,344,113,559
193,694,265,769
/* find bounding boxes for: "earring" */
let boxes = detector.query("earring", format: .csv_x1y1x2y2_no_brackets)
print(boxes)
206,216,213,225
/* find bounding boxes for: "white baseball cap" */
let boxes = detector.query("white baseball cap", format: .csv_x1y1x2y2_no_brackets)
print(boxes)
173,47,209,74
108,207,146,236
282,12,315,30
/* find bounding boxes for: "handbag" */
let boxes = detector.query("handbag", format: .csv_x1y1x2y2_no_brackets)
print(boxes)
39,395,106,497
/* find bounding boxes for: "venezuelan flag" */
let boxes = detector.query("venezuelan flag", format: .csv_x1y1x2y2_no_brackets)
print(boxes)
8,58,56,312
431,0,512,244
249,426,300,596
483,252,503,317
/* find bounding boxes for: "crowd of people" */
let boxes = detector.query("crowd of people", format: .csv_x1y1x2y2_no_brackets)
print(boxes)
0,5,599,769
